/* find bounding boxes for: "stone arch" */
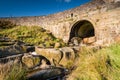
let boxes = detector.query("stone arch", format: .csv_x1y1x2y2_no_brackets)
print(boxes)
69,20,95,42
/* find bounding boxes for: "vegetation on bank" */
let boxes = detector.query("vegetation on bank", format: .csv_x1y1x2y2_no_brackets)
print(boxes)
68,44,120,80
0,26,66,48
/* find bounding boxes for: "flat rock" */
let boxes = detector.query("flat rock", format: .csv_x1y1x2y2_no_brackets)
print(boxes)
27,67,67,80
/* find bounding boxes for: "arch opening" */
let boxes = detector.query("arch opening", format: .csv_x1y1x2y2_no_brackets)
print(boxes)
69,20,95,42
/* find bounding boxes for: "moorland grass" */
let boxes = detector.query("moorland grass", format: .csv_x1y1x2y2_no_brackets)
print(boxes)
0,26,66,48
67,44,120,80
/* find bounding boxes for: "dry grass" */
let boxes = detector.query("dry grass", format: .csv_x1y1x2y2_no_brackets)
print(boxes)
0,62,26,80
67,44,120,80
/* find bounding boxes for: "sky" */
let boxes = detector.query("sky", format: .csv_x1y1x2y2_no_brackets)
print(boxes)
0,0,91,17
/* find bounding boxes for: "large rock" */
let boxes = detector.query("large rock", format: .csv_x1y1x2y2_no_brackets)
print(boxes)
35,47,62,66
22,54,50,69
0,54,23,64
82,36,96,44
35,47,78,68
59,47,77,68
27,67,67,80
0,36,35,58
0,44,26,58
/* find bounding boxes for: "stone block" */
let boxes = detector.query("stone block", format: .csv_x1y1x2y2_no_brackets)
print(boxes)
35,47,77,67
83,36,96,44
35,47,62,66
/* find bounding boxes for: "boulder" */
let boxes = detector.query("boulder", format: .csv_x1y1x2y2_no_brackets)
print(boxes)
22,54,38,68
59,47,77,67
27,67,67,80
0,54,23,64
83,36,96,44
0,36,35,58
22,54,50,69
35,47,62,66
35,47,77,68
0,44,26,58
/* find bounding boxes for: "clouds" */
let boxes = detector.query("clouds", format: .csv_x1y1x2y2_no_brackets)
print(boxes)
56,0,72,3
64,0,71,3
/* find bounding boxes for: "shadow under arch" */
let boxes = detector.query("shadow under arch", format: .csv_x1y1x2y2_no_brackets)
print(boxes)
69,20,95,42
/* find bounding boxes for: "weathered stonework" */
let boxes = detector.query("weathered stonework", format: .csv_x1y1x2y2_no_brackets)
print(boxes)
0,0,120,45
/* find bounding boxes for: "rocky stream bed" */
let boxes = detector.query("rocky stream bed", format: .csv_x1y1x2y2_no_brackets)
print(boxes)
0,36,73,80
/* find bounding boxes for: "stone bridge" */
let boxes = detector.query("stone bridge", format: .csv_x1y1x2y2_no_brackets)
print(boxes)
1,0,120,45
